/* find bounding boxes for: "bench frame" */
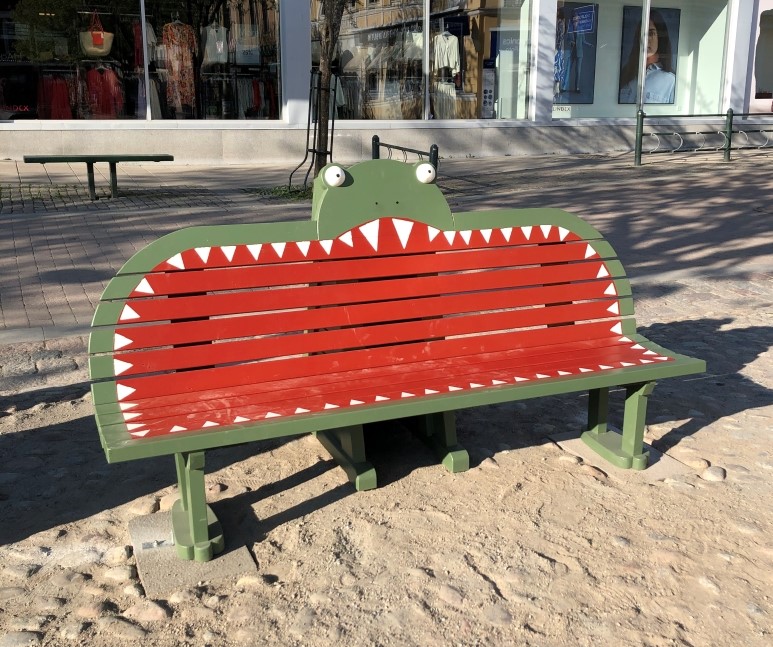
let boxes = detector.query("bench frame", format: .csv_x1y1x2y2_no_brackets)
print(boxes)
23,154,174,200
89,159,705,562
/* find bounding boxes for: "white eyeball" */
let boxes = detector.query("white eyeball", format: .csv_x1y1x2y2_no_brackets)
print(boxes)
323,165,346,187
416,163,436,184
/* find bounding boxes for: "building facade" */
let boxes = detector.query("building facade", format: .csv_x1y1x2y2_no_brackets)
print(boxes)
0,0,769,163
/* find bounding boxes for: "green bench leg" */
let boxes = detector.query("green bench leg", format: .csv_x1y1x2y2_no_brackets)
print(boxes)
109,162,118,198
581,383,653,470
86,162,97,200
411,411,470,473
315,425,378,491
171,452,225,562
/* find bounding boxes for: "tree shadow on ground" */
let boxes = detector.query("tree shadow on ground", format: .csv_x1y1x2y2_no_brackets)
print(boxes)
0,318,769,548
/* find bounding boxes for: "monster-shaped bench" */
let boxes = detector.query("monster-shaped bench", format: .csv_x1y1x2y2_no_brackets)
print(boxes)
89,159,705,561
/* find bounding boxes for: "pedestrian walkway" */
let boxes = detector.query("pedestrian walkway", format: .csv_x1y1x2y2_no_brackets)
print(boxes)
0,151,771,344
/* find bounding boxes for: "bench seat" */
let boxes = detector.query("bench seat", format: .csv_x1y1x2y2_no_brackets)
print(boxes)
89,159,705,561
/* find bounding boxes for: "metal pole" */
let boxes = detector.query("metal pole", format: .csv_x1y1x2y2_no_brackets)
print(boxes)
634,110,645,166
724,108,734,162
372,135,380,160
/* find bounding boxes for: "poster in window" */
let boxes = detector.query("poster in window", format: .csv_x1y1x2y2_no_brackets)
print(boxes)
554,4,598,105
619,6,680,104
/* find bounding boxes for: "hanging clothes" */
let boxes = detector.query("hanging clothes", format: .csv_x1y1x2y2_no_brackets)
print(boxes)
38,75,73,119
162,21,198,114
86,66,124,118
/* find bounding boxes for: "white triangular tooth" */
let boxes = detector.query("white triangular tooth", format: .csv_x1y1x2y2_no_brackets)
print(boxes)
470,382,484,388
320,240,334,254
425,389,439,395
234,416,250,422
195,247,211,263
520,226,532,240
536,373,550,379
203,421,219,427
640,359,654,364
220,245,236,261
123,411,141,420
116,384,135,400
119,402,137,411
427,226,440,242
360,220,381,250
607,303,620,314
500,227,513,241
631,344,645,350
134,278,154,294
655,356,669,361
540,225,552,239
597,265,610,278
643,350,657,355
120,305,140,321
558,371,571,376
514,377,529,382
247,244,262,260
621,362,635,367
349,399,365,405
460,230,472,244
392,219,413,249
599,365,613,370
324,403,340,409
296,241,311,257
619,336,632,343
611,323,623,334
481,229,492,242
167,253,185,269
339,231,354,247
604,283,617,295
579,368,593,373
492,380,506,385
375,395,389,401
558,227,570,241
585,244,597,259
126,423,145,431
170,425,187,432
270,242,285,258
130,430,150,437
401,392,415,398
114,359,133,375
265,412,281,418
448,386,463,391
295,407,310,414
114,333,132,350
443,231,456,245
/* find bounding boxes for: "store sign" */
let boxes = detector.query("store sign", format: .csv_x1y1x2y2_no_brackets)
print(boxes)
571,5,596,34
552,105,572,118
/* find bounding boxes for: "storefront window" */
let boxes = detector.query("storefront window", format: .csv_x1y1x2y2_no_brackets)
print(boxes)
145,0,280,119
0,0,280,120
553,1,730,119
751,1,773,113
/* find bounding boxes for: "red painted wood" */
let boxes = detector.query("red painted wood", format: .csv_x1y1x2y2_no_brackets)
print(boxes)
116,342,668,437
120,261,612,325
136,242,605,298
115,299,622,376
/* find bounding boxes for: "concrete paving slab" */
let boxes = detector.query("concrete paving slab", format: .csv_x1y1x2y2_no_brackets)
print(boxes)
548,430,692,483
128,511,258,598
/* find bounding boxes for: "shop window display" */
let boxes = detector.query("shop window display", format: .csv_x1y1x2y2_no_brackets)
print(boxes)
0,0,280,120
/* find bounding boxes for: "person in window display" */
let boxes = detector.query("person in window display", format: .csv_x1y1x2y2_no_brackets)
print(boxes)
619,9,676,104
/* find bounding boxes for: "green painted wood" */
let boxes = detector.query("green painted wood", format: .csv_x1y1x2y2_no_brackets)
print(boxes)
452,208,606,242
587,388,610,436
314,426,378,491
24,154,174,163
412,411,469,473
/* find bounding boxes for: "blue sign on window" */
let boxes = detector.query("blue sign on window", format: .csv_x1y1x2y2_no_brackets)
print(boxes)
570,5,595,34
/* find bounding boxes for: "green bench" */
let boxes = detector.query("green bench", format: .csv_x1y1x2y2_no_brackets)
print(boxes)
23,154,174,200
89,159,705,562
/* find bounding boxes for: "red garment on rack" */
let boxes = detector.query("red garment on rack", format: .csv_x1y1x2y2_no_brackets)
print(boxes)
38,76,73,119
86,67,124,118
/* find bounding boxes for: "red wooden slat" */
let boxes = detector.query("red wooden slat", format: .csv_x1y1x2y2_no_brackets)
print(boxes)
115,278,616,350
115,299,621,376
133,242,607,298
117,261,612,324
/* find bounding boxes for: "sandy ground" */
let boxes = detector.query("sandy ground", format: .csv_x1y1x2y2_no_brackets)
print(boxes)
1,272,771,647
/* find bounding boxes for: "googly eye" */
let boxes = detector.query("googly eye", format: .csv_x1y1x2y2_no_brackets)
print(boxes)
415,163,436,184
323,165,346,187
